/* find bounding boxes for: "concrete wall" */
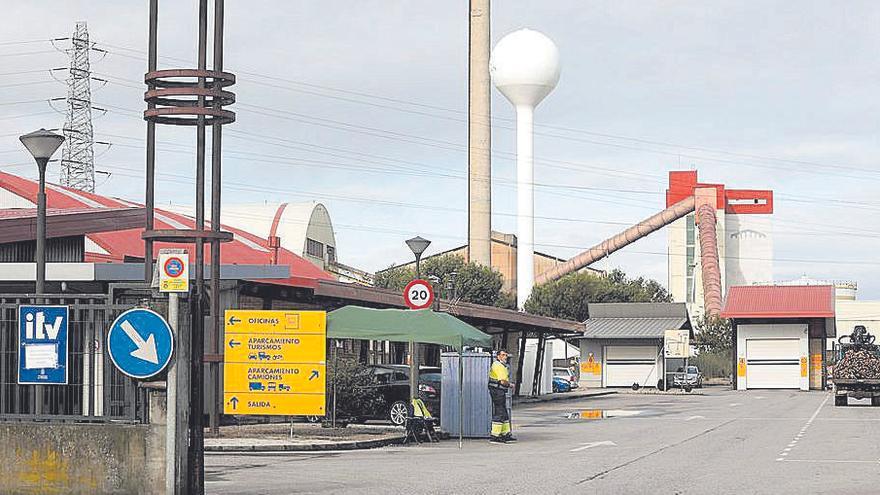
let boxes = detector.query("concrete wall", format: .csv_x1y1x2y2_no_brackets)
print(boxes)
0,393,166,495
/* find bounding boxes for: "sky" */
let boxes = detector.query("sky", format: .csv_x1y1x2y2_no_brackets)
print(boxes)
2,1,880,297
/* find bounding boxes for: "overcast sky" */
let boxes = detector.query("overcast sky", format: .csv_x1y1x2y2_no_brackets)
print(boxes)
3,1,880,297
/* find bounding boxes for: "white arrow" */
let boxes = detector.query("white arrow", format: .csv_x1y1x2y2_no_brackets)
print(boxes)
570,441,616,452
121,320,159,364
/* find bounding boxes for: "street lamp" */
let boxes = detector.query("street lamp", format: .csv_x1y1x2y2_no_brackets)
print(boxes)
20,129,65,296
405,236,431,279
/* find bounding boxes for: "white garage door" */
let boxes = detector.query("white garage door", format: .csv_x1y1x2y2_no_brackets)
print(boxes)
746,339,800,389
605,346,658,387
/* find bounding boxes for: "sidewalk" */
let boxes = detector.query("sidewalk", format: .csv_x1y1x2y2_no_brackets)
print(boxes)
204,423,405,453
513,388,616,405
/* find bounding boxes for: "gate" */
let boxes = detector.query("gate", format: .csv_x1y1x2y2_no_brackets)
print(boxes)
0,293,163,423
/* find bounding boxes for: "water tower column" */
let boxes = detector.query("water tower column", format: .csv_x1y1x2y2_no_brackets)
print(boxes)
516,104,535,308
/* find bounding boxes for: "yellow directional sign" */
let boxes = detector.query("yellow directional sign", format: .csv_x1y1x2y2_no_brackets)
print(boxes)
222,392,325,416
223,310,326,416
224,310,325,334
224,363,326,395
224,334,325,364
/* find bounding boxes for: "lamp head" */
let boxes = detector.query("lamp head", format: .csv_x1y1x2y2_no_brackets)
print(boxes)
19,128,64,161
405,236,431,258
490,29,561,108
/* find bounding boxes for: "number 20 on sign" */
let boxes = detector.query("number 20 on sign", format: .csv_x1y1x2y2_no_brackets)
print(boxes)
404,279,434,310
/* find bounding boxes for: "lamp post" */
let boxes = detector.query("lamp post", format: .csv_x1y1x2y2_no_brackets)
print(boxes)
405,236,431,279
404,236,430,403
19,129,65,297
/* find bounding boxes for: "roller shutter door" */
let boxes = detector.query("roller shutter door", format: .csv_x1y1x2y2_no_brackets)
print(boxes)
746,339,800,389
605,346,658,387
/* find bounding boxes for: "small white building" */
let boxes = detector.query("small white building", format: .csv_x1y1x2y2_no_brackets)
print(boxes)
722,285,835,391
576,303,691,389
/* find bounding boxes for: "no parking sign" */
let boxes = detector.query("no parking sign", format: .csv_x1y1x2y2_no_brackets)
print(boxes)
158,250,189,293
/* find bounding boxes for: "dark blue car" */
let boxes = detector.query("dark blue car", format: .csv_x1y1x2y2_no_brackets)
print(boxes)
552,375,572,393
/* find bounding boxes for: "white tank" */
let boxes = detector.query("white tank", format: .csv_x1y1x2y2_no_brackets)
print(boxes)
490,29,561,107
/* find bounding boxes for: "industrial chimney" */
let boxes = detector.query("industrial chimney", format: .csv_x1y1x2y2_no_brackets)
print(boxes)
490,28,560,308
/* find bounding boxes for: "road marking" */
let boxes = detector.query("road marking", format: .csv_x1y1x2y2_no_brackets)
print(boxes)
570,441,616,452
779,459,880,465
685,415,705,421
729,403,741,407
775,393,829,461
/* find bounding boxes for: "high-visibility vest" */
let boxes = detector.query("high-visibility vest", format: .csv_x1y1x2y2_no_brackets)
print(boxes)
488,360,509,389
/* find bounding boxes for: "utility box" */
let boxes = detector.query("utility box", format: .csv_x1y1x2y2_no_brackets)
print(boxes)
441,351,493,438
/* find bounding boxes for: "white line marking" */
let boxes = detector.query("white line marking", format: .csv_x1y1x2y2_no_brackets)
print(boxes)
729,403,741,407
686,415,704,421
570,441,616,453
775,394,829,460
780,459,880,465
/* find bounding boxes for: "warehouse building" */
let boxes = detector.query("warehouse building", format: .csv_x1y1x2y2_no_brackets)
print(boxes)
577,303,691,389
722,285,835,390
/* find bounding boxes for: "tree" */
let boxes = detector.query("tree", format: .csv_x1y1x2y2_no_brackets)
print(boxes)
692,315,733,353
523,269,673,321
374,255,514,308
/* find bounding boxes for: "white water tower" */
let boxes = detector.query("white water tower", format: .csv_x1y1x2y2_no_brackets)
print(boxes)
490,28,560,309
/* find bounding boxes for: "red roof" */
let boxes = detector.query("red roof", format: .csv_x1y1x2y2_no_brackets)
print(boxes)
721,285,835,319
0,171,334,288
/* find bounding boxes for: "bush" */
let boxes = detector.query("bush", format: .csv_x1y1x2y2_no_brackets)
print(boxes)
691,350,732,379
327,355,384,422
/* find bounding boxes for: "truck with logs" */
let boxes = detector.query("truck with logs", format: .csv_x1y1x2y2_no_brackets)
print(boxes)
832,326,880,406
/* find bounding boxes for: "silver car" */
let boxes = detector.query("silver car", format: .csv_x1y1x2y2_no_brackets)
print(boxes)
672,366,703,389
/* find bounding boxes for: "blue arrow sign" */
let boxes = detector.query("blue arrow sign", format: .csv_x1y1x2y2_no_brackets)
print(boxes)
228,339,241,349
228,315,241,326
107,308,174,379
309,369,320,381
229,396,239,410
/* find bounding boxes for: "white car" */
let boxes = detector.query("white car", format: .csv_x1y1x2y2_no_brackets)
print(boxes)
553,367,579,389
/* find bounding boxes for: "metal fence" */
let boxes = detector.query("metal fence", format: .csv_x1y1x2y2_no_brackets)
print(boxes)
0,294,150,422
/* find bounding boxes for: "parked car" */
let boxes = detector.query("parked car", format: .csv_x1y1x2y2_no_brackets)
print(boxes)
671,366,703,389
552,375,572,393
553,367,579,389
358,365,442,426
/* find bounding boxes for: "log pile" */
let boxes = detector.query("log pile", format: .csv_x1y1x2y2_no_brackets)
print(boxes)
835,348,880,380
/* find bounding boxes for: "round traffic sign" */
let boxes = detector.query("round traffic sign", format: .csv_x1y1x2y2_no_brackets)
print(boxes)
107,308,174,379
404,279,435,310
163,256,185,278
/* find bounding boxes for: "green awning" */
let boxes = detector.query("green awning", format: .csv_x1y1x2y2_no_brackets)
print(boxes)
327,306,492,349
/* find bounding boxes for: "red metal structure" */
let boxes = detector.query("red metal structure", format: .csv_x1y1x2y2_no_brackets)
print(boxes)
535,171,773,317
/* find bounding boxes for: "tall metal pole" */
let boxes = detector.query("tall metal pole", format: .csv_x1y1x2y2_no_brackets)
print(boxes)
467,0,492,267
189,1,208,493
34,157,47,415
209,0,225,438
144,0,158,283
165,292,179,495
35,158,48,298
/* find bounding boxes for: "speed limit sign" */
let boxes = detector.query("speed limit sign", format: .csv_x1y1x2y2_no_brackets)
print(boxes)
403,279,435,310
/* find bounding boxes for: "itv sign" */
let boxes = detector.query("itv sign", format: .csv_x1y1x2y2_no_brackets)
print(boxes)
18,305,69,385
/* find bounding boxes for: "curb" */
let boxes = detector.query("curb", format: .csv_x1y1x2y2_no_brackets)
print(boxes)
205,435,406,453
514,390,617,405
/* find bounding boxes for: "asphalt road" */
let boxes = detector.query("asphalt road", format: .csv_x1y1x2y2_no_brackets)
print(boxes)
205,388,880,494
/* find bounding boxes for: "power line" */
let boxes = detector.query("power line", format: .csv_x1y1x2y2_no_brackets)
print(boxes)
90,41,880,181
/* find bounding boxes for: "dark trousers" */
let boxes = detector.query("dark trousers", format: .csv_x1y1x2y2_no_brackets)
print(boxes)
490,388,510,437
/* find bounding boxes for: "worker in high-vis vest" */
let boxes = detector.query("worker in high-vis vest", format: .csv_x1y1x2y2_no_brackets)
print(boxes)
488,349,515,443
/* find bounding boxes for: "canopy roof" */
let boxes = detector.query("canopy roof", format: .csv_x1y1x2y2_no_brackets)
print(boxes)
327,306,493,349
